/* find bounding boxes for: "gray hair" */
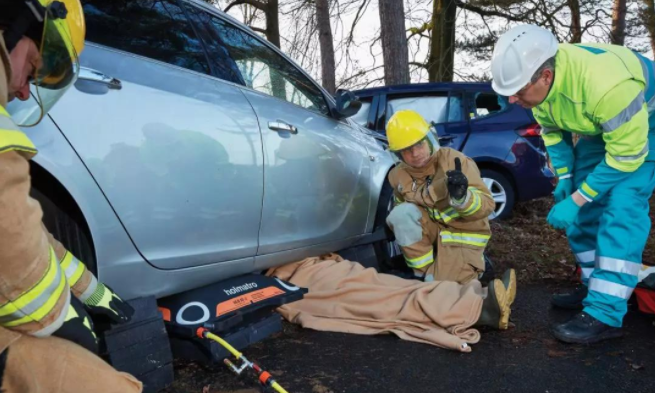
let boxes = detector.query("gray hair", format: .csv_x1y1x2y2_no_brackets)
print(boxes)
530,56,556,83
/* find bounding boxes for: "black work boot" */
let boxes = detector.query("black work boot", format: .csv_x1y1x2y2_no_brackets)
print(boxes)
476,269,516,330
551,312,623,344
551,285,588,310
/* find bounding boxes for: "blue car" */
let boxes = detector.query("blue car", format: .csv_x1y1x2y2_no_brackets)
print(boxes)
352,82,556,219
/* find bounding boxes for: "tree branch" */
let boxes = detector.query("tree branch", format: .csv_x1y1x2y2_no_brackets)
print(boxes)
224,0,266,13
455,0,528,22
251,26,267,34
346,0,371,47
410,61,427,69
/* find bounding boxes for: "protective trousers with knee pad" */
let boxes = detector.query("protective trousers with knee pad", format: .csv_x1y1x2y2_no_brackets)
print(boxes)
386,202,485,283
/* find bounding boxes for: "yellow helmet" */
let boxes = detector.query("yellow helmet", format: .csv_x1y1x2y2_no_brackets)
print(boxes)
2,0,85,126
35,0,85,90
386,110,433,152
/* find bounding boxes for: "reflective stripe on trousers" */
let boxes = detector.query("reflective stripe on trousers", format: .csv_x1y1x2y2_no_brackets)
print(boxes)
575,250,595,284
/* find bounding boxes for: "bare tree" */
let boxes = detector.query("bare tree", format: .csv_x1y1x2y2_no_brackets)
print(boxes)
643,0,655,54
224,0,282,47
378,0,410,85
428,0,457,82
316,0,336,93
568,0,582,42
610,0,627,44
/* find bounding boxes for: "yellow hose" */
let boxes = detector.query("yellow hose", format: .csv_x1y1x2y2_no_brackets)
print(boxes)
203,330,290,393
205,331,242,359
271,381,289,393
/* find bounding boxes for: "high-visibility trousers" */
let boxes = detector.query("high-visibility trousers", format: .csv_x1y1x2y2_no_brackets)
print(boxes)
568,134,655,327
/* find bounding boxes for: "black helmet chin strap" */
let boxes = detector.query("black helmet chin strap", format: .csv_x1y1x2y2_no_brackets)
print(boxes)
2,0,46,53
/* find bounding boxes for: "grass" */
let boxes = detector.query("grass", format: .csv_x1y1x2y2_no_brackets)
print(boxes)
487,196,655,284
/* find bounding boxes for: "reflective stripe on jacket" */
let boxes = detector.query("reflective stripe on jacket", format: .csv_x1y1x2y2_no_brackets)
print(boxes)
0,106,37,157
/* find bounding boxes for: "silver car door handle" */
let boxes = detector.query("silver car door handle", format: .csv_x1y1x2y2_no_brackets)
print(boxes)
78,67,122,90
268,121,298,134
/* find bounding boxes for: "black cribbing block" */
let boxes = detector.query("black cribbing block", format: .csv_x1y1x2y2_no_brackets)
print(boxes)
102,296,174,392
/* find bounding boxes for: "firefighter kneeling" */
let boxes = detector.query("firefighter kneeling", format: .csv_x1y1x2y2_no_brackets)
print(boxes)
385,110,495,284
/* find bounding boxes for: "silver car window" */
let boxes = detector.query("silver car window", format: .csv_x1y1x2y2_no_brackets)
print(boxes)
200,14,330,116
82,0,211,75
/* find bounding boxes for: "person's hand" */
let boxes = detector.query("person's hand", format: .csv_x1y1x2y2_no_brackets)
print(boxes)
553,177,574,203
547,196,581,229
446,157,468,202
54,296,99,354
84,283,134,324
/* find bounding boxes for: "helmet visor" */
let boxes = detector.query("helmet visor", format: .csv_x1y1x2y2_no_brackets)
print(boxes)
10,11,79,127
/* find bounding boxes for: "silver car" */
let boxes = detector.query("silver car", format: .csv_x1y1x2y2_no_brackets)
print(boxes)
9,0,395,300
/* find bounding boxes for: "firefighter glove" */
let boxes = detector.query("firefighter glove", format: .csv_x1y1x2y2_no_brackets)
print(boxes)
84,283,134,324
54,296,99,354
446,157,468,201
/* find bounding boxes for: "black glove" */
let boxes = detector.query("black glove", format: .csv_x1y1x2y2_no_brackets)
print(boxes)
446,157,468,201
54,296,99,354
84,283,134,324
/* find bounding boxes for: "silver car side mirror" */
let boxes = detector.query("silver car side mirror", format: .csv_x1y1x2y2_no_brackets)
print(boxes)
334,89,362,120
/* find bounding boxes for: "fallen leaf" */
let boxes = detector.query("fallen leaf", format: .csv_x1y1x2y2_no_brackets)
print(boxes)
547,350,567,358
632,363,644,370
202,386,210,393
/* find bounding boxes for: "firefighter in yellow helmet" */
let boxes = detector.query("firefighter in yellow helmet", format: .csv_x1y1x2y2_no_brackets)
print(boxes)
0,1,141,391
385,110,500,284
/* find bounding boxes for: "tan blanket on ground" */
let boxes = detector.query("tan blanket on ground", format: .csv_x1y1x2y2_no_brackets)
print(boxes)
266,254,485,352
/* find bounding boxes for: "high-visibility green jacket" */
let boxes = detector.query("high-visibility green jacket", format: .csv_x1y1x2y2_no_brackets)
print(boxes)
533,43,655,202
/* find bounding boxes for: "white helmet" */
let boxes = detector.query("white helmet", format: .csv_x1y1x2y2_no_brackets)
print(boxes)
491,25,559,96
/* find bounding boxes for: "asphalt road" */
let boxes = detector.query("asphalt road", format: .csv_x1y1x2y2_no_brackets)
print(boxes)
165,283,655,393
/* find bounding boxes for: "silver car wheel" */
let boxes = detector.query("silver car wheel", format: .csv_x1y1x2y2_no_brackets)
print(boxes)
483,177,507,220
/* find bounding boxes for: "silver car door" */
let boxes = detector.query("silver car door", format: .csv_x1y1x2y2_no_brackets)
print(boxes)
199,13,371,254
44,0,263,269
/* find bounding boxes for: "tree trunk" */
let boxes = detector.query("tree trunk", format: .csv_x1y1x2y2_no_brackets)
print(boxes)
265,0,281,48
610,0,627,45
643,0,655,55
316,0,336,94
378,0,410,85
567,0,582,43
428,0,457,82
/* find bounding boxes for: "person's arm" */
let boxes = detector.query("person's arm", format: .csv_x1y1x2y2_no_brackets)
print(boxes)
0,150,69,337
542,129,575,180
448,156,495,221
45,231,134,324
576,80,649,204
